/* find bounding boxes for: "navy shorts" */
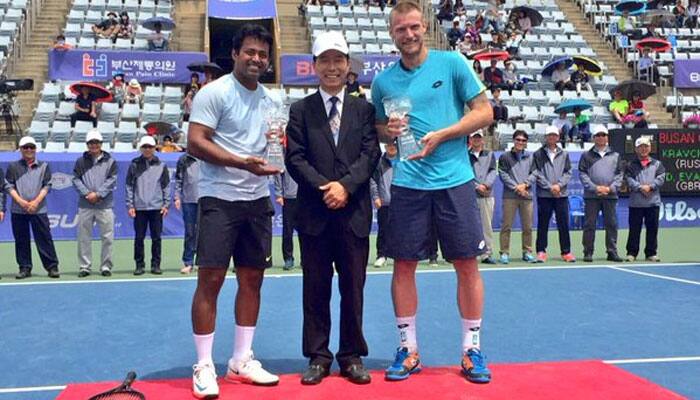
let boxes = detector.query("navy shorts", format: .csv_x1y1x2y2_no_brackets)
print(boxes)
386,180,486,261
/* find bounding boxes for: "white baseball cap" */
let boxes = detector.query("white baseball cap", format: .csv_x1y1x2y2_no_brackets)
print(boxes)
635,136,651,147
86,129,103,143
138,135,156,148
470,130,484,137
592,124,608,135
453,17,461,23
312,31,349,57
18,136,37,147
545,125,560,136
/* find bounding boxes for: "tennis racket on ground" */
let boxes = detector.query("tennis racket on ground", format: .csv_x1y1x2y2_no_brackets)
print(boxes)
87,371,145,400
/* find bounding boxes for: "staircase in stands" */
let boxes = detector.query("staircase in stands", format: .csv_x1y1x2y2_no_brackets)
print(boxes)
171,0,205,52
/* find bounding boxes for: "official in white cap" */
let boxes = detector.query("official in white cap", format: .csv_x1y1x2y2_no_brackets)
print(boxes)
72,128,118,278
625,135,665,262
5,136,60,279
286,30,380,385
532,125,575,263
578,123,624,262
468,129,498,264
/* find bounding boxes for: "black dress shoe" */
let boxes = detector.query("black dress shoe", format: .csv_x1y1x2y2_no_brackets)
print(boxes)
48,268,60,278
340,364,371,385
151,266,162,275
134,267,145,276
101,269,112,277
15,269,31,279
583,254,593,262
78,270,90,278
607,253,623,262
301,364,330,385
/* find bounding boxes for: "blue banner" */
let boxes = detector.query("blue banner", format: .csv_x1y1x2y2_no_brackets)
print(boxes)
207,0,277,19
281,54,399,86
48,49,209,84
673,59,700,89
0,151,697,242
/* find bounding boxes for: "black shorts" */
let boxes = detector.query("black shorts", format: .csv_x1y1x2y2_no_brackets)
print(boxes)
386,180,486,261
196,196,274,269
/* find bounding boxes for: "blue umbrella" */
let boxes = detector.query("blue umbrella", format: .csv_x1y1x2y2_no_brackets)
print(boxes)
142,16,176,31
541,56,574,77
555,98,592,114
615,0,647,15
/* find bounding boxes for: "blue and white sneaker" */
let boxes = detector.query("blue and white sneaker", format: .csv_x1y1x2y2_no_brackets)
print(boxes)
385,347,422,381
461,348,492,384
499,253,510,264
522,252,537,263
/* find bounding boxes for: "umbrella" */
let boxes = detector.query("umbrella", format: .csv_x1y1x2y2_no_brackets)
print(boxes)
187,61,223,75
572,56,603,76
69,82,112,103
473,50,510,62
510,6,544,27
635,37,671,52
609,80,656,100
144,122,182,142
142,16,176,31
555,98,592,114
541,56,574,77
615,0,646,15
642,8,674,18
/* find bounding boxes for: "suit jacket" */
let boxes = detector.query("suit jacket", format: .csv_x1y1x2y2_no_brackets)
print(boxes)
285,91,380,237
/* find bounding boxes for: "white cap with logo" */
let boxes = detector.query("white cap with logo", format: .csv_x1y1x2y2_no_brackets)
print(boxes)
592,124,608,135
138,135,157,148
86,129,103,143
545,125,560,136
312,31,349,57
470,130,484,137
18,136,37,147
635,136,651,147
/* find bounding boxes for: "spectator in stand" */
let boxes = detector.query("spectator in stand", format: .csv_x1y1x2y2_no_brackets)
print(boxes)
505,30,522,58
437,0,454,23
473,59,484,81
126,135,171,275
447,18,465,49
502,60,522,94
92,11,119,39
571,66,592,95
274,172,300,270
638,47,659,84
147,21,169,51
470,33,487,53
106,71,126,105
6,136,60,279
468,130,497,264
71,85,97,128
498,130,536,264
489,32,507,49
125,79,143,104
552,111,574,145
609,89,629,125
532,126,575,263
618,10,641,39
346,71,366,98
116,11,134,42
370,142,396,268
629,91,650,128
483,59,504,91
573,108,591,144
625,136,665,262
483,0,503,32
175,152,200,274
465,21,479,43
158,135,183,153
454,0,466,17
673,0,687,28
517,10,532,34
73,129,118,278
185,73,201,96
578,125,623,263
688,0,699,28
182,87,196,121
490,87,508,122
551,62,575,95
53,34,72,50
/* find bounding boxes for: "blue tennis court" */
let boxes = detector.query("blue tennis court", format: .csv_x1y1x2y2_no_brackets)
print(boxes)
1,263,698,399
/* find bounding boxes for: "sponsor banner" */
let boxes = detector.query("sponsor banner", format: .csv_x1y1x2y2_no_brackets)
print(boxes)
281,54,399,86
673,59,700,89
207,0,276,19
48,49,209,84
0,151,695,242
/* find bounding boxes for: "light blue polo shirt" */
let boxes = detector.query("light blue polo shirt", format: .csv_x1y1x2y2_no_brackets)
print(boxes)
189,74,282,202
371,50,485,190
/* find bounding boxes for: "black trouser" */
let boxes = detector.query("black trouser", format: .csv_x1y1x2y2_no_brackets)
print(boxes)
299,222,369,368
427,222,439,260
134,210,163,269
376,205,390,258
70,112,97,127
582,198,618,256
282,198,298,261
11,213,59,271
536,197,571,254
626,206,660,258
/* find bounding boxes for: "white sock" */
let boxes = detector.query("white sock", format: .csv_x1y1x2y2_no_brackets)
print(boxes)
232,325,256,362
193,332,215,365
396,316,418,352
462,318,482,352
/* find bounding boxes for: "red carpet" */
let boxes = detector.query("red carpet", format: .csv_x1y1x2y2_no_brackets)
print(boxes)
57,360,686,400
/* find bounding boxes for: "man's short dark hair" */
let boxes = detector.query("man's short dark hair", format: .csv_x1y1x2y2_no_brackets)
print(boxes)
232,24,273,55
513,130,529,141
56,34,66,40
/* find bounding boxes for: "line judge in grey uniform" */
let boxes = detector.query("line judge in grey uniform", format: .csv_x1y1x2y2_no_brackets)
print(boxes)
175,152,200,274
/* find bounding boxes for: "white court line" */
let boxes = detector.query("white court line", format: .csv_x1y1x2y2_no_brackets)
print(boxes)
2,356,700,394
604,356,700,364
607,266,700,286
0,262,698,287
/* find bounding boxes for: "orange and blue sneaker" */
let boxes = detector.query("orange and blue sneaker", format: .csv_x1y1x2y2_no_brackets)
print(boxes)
385,347,422,381
461,348,491,384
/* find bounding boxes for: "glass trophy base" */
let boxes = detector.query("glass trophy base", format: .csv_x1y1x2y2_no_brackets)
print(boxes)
265,145,285,172
397,133,421,161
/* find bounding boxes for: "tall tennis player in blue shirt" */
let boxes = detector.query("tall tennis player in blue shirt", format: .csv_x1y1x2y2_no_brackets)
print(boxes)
371,1,494,383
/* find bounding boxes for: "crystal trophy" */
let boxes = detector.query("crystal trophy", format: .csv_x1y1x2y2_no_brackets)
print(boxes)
383,97,421,161
264,107,287,173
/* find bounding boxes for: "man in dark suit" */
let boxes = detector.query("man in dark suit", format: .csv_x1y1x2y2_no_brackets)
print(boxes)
285,31,380,386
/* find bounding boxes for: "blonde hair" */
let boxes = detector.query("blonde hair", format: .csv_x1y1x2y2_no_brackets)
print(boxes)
389,0,423,26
